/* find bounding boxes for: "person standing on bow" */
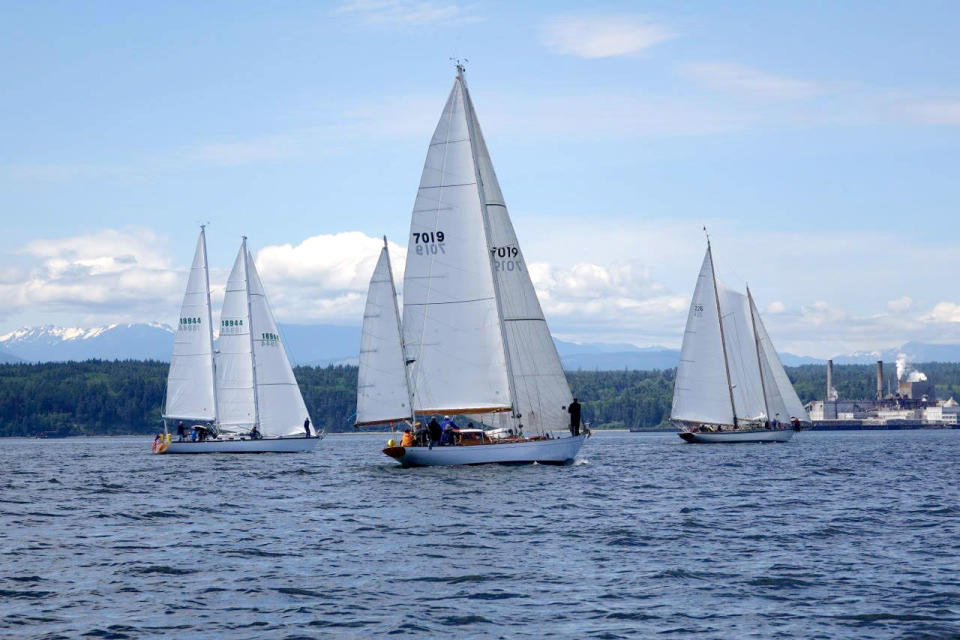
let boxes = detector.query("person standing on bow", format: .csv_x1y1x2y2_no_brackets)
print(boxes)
567,398,582,437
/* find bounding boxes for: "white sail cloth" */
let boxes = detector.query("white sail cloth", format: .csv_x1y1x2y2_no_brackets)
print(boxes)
751,296,809,422
401,73,513,415
716,283,767,421
216,242,311,437
464,77,572,435
671,248,734,425
163,229,217,422
356,246,412,426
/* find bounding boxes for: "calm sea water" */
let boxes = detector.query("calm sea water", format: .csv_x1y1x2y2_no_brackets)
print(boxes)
2,430,958,639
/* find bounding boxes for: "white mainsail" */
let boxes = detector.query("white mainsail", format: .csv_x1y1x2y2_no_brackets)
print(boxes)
750,294,809,422
716,283,767,421
356,243,413,426
216,242,257,432
163,227,217,422
246,250,311,438
401,70,513,415
463,75,573,435
671,246,735,425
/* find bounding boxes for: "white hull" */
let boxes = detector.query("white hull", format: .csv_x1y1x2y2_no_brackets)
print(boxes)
157,436,320,454
384,434,586,467
679,429,795,443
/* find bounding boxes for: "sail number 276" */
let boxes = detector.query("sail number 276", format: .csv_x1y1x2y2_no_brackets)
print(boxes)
413,231,445,255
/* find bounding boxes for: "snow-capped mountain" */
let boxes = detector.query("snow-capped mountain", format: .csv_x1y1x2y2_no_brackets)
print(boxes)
0,323,175,362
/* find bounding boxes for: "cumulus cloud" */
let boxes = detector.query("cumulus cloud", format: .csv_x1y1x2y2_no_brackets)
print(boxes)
923,302,960,323
334,0,481,25
677,62,819,99
766,301,786,314
0,228,181,321
253,232,406,324
539,14,673,59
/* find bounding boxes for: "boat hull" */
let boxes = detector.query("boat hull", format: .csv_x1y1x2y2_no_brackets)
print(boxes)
679,429,795,443
383,434,586,467
156,436,320,454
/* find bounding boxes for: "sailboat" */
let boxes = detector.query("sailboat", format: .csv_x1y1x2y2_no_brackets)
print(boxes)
671,237,808,443
156,230,319,454
358,65,587,466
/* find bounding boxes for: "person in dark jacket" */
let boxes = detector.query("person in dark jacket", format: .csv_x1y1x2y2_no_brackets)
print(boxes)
567,398,582,436
428,417,442,446
176,421,186,442
303,418,311,437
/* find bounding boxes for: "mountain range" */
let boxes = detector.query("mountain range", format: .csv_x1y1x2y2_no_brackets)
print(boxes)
2,323,959,370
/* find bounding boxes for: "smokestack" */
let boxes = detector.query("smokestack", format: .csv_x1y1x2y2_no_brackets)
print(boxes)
826,359,833,401
876,360,883,400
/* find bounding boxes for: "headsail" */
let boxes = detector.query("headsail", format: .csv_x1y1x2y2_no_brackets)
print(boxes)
356,243,413,426
216,243,257,432
716,283,767,421
750,295,809,422
163,227,217,422
671,247,735,425
246,250,311,438
461,73,572,435
401,71,513,415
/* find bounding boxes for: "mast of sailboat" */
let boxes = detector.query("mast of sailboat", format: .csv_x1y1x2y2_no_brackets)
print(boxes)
242,237,261,429
458,62,521,428
201,225,220,429
746,285,770,423
384,235,417,426
706,230,737,426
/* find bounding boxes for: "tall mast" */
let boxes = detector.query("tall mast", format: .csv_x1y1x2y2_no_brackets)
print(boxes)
707,236,737,424
201,225,219,427
747,286,770,422
384,235,417,425
459,63,520,426
242,237,260,428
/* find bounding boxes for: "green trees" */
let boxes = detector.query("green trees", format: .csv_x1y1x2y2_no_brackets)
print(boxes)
2,361,959,436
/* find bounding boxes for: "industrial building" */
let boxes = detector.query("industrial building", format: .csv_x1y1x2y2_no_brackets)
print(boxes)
808,359,959,429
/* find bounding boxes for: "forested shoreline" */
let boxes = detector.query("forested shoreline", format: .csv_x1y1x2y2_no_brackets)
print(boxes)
3,360,960,437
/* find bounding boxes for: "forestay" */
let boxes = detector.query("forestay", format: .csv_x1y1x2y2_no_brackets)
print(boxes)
163,228,217,422
246,251,311,438
402,73,512,415
751,296,809,422
461,77,572,435
671,247,735,425
356,246,412,426
216,245,257,432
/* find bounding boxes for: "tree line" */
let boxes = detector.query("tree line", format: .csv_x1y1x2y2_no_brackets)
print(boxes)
2,360,959,437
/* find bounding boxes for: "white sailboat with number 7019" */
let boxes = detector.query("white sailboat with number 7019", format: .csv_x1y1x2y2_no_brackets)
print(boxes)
671,236,808,443
356,65,587,466
154,229,319,454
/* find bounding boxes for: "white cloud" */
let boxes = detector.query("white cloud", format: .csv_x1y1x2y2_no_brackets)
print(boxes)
766,301,786,314
677,62,819,99
923,302,960,323
334,0,481,25
539,14,673,59
887,296,913,312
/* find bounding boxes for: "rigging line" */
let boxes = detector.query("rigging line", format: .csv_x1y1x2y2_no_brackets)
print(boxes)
405,296,495,306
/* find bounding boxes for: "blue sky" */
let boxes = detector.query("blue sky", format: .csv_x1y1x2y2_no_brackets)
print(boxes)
2,1,960,357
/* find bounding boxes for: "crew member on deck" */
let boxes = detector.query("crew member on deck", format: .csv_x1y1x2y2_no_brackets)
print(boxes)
177,421,186,442
428,417,442,446
440,417,457,445
567,398,582,436
304,417,311,437
401,428,415,447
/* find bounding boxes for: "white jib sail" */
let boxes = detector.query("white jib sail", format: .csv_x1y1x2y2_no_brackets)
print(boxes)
357,246,412,426
750,296,809,422
716,283,767,421
216,244,257,432
671,247,735,425
164,228,217,422
401,73,512,415
246,251,311,438
463,78,572,435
